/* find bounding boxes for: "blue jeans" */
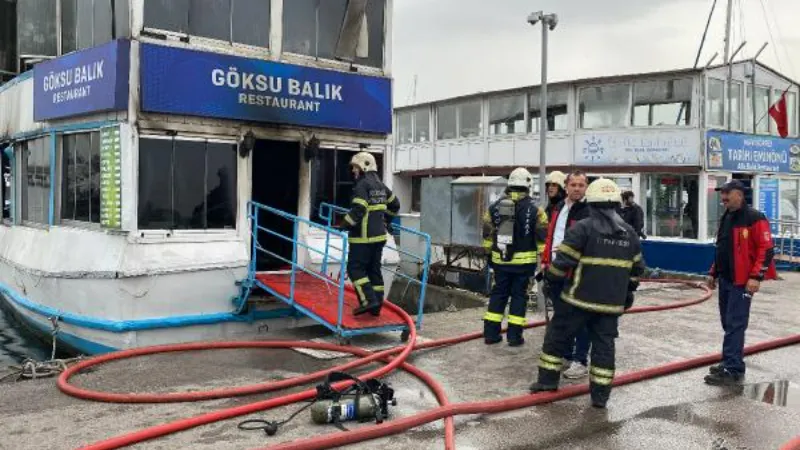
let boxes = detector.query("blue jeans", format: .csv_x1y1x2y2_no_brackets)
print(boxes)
548,283,591,365
718,278,752,375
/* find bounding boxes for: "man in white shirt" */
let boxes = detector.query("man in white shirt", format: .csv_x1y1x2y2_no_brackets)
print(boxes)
540,171,591,379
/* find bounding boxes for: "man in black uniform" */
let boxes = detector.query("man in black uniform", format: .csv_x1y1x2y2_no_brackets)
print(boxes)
340,152,400,316
530,178,646,408
481,167,549,347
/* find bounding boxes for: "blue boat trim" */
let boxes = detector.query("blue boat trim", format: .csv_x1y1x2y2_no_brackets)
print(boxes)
0,281,295,333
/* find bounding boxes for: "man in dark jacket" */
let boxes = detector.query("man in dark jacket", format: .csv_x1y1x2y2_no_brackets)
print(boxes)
619,191,646,239
540,170,592,379
705,180,777,385
530,178,646,408
341,152,400,316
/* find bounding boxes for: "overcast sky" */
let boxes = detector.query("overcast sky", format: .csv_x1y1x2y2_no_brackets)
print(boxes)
391,0,800,106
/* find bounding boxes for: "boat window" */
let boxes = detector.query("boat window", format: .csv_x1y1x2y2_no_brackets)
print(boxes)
310,149,383,226
529,88,568,132
282,0,386,68
641,173,699,239
397,107,431,144
20,137,51,225
436,104,457,140
414,108,430,143
138,137,237,230
61,132,101,224
1,146,11,221
489,94,525,136
579,83,631,129
632,78,692,127
0,0,15,75
706,78,725,129
396,111,412,145
17,0,58,57
60,0,129,54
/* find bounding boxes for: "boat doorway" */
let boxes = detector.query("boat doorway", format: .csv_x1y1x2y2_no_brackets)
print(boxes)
251,139,301,272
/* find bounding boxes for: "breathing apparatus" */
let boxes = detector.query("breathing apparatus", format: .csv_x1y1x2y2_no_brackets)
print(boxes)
237,371,396,437
494,168,532,262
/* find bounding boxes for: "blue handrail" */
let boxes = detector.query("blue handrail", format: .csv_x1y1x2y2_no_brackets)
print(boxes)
318,202,432,330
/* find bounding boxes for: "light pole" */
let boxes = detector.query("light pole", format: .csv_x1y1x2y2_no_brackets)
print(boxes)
528,11,558,207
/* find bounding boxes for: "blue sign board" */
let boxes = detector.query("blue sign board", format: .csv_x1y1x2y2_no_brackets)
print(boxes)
706,130,800,175
34,40,130,121
758,178,780,234
140,44,392,134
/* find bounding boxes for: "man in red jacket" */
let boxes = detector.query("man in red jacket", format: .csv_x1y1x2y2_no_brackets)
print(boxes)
705,179,777,386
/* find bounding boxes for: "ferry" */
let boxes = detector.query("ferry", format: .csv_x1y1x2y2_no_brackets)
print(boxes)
0,0,427,355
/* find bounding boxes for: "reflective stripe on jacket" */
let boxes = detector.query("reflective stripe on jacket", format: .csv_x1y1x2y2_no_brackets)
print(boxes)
481,191,548,267
343,172,400,244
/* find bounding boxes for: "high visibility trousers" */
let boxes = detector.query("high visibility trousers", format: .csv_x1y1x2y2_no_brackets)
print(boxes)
536,301,620,405
347,242,386,308
483,268,531,344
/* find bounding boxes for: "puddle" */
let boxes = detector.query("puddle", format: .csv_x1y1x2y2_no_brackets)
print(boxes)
740,380,800,411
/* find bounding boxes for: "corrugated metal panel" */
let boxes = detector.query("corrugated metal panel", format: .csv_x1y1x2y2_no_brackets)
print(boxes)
0,76,42,141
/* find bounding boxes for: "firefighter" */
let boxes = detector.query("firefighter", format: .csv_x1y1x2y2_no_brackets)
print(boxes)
481,167,549,347
529,178,646,408
340,152,400,316
544,171,567,220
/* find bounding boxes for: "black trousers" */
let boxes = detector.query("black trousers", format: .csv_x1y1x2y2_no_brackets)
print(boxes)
347,242,386,308
483,267,532,343
536,301,620,404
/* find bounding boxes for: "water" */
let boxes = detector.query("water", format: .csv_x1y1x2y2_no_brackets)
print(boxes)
0,300,51,367
740,380,800,411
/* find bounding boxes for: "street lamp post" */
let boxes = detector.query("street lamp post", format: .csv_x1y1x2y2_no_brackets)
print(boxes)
528,11,558,207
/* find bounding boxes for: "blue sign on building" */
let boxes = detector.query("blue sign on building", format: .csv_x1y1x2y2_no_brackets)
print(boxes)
33,40,130,121
706,130,800,175
139,44,392,134
758,177,780,234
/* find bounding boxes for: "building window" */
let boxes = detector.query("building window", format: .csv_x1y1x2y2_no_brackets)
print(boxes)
414,108,430,143
61,132,101,223
707,175,728,239
17,0,57,57
706,78,725,128
529,88,568,132
143,0,270,48
283,0,385,68
489,94,525,135
748,86,771,134
642,174,699,239
633,79,692,127
138,137,237,230
458,101,482,138
20,137,51,225
0,0,15,75
730,82,742,131
411,176,421,212
779,179,798,232
579,84,631,129
396,111,412,145
2,146,11,221
310,149,383,225
61,0,129,54
437,104,457,140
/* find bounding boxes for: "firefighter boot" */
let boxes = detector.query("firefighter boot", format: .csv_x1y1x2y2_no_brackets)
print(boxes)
353,301,381,316
483,319,503,345
530,365,561,393
590,384,611,408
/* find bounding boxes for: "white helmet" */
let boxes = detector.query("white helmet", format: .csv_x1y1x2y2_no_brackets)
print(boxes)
507,167,533,189
585,178,622,204
349,151,378,172
545,170,566,189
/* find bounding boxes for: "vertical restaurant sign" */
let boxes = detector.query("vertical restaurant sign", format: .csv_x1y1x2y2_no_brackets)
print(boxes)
139,43,392,134
33,39,130,121
706,130,800,175
758,178,780,234
100,126,122,229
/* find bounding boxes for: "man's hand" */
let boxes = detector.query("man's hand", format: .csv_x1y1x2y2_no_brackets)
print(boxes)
706,276,717,290
745,278,760,295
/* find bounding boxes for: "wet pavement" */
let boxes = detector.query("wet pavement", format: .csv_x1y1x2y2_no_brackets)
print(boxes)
0,274,799,449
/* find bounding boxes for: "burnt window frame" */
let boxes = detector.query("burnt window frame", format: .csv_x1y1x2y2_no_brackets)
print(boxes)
137,135,239,234
309,148,384,226
141,0,272,52
281,0,387,71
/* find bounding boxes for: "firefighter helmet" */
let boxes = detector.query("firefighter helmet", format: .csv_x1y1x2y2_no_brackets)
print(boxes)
507,167,533,189
545,170,566,189
349,151,378,172
586,178,622,204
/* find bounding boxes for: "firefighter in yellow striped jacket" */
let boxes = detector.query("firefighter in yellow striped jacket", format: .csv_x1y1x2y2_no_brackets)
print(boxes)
481,168,549,347
340,152,400,317
529,178,646,408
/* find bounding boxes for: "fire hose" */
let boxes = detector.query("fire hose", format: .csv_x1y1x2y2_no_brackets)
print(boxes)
56,279,800,449
781,436,800,450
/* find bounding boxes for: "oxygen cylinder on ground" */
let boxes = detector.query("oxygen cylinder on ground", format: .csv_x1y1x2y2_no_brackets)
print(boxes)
310,395,381,424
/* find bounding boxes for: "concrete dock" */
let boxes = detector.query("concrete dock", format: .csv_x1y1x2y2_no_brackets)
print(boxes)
1,274,799,450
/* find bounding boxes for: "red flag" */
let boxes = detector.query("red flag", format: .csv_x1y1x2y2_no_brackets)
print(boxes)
768,91,789,138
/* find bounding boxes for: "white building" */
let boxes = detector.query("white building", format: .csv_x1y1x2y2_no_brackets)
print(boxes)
388,62,800,273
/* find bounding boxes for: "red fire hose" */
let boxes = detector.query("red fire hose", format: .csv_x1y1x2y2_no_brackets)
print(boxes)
781,436,800,450
58,280,799,449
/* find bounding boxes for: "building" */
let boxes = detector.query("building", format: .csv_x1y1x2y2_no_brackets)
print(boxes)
388,62,800,273
0,0,397,353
